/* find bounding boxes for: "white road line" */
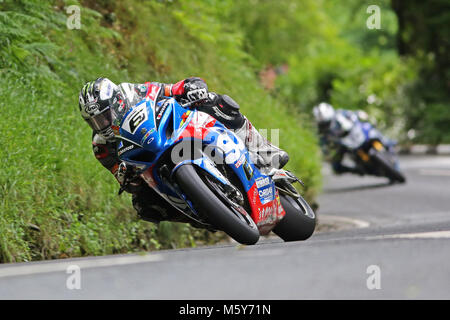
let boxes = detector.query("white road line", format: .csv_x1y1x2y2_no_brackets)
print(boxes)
369,231,450,240
0,254,163,279
419,169,450,176
320,215,370,229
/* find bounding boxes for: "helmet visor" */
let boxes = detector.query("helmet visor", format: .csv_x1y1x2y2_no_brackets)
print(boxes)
318,120,331,133
86,108,112,132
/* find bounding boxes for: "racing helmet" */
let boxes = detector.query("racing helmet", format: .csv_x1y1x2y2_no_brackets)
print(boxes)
313,102,336,133
79,78,122,140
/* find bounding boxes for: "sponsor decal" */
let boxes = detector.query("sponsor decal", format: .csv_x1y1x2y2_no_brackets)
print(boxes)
258,187,273,199
84,102,99,115
156,100,169,120
256,200,281,227
146,84,160,101
140,128,156,145
255,177,270,188
118,144,134,156
146,137,155,145
140,131,151,145
248,185,258,206
235,154,245,168
179,111,191,127
258,205,275,223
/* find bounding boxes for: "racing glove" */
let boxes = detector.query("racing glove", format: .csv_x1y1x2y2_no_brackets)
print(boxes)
168,77,209,107
116,162,143,194
183,77,208,102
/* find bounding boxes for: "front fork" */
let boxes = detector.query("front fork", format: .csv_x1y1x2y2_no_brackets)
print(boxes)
272,170,304,198
357,140,384,163
357,140,400,171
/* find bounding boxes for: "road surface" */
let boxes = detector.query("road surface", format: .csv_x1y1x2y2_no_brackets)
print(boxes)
0,155,449,299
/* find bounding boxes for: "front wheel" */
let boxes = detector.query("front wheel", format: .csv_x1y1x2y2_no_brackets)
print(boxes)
175,164,260,245
272,194,316,241
371,151,406,183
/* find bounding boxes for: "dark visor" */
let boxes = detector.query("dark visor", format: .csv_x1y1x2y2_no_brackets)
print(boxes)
318,120,331,133
86,108,112,132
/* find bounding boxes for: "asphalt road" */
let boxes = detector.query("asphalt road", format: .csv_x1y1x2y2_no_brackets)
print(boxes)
0,155,449,299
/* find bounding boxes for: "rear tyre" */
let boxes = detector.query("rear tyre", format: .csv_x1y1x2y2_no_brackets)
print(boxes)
175,164,260,245
272,194,316,241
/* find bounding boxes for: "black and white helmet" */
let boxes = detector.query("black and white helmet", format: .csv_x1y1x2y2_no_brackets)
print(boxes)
79,78,120,140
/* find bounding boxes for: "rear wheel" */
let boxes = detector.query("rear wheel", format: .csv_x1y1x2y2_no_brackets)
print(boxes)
272,194,316,241
175,164,260,245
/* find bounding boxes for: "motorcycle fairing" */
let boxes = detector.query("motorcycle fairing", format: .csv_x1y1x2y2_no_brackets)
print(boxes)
117,94,285,232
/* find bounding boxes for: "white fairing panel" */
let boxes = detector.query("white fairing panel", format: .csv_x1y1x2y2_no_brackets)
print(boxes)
340,124,366,149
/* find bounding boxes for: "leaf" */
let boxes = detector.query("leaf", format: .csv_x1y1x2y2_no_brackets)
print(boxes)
11,45,30,62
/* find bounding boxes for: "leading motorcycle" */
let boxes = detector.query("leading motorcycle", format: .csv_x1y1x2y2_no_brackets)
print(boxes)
112,84,316,245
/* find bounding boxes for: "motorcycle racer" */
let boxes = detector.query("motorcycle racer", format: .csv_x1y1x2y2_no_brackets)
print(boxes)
312,102,396,176
78,77,289,224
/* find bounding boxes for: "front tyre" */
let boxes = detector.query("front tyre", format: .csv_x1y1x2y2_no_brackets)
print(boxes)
272,194,316,241
371,151,406,183
175,164,260,245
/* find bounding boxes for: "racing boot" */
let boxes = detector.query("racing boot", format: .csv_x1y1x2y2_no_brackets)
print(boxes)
234,116,289,172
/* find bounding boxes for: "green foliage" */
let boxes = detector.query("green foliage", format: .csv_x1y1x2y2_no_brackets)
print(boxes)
0,0,321,262
391,0,450,144
259,0,448,144
228,0,325,67
234,0,435,144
